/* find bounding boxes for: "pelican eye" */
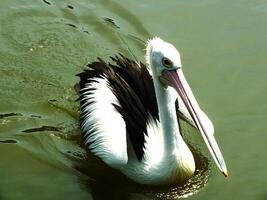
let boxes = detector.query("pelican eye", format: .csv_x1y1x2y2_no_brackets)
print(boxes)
162,57,172,68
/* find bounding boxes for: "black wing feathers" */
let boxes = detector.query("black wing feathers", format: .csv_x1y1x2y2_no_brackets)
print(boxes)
77,55,159,161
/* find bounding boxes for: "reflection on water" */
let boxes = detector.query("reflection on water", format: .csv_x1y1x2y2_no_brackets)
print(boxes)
67,138,211,200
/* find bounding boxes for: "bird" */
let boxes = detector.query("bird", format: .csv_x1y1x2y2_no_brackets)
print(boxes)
75,37,228,185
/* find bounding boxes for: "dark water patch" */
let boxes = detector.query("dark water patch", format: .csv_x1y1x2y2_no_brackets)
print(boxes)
0,139,17,144
42,0,51,5
30,115,42,119
83,30,90,34
80,27,90,35
21,123,80,141
0,113,23,119
1,113,42,120
49,99,58,102
66,23,77,28
67,5,74,10
103,17,120,29
22,125,62,133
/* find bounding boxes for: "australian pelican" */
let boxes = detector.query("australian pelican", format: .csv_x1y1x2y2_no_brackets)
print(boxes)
76,37,228,185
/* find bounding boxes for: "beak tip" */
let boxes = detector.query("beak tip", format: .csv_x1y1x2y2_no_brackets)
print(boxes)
222,170,229,178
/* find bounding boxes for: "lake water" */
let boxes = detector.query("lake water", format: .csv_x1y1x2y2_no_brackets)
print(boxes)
0,0,266,200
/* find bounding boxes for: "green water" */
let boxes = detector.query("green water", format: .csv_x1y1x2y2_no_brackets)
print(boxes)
0,0,266,199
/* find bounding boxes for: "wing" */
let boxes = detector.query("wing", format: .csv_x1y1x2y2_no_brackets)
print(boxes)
109,55,159,160
76,55,159,167
77,61,127,169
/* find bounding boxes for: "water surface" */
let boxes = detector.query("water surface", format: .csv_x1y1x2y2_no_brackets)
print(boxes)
0,0,266,199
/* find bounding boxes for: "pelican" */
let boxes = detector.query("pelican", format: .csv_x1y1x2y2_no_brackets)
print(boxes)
76,37,228,185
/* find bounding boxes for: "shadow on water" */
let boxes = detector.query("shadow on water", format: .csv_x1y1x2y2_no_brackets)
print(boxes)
65,139,211,200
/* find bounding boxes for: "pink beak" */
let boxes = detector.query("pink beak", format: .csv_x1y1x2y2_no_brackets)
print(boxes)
160,69,228,177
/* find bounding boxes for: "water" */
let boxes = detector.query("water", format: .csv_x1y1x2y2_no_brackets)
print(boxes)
0,0,266,199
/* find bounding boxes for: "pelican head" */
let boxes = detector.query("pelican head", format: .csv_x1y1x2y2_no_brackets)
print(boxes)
146,37,182,76
146,37,228,178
